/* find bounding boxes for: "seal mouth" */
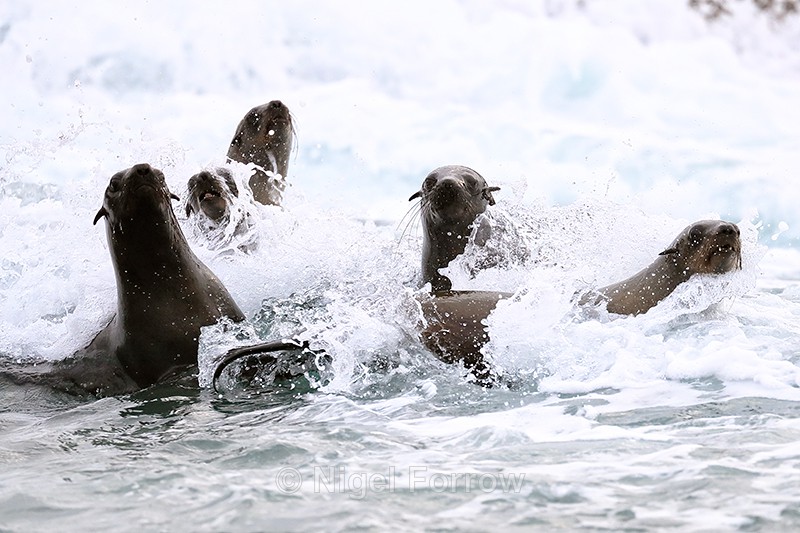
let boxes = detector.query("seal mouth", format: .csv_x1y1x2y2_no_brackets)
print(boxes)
200,190,222,202
717,243,734,253
267,115,291,125
707,239,739,258
133,182,166,197
261,119,293,138
705,239,742,272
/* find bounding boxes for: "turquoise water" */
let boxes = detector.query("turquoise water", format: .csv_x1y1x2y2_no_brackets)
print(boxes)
2,341,799,531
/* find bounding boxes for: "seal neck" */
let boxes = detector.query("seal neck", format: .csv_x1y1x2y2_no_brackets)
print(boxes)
106,209,202,300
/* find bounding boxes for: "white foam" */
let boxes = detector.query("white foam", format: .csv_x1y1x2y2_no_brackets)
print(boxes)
1,0,799,410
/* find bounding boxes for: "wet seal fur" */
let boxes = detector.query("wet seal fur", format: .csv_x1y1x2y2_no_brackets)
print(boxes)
226,99,295,206
409,165,500,292
2,164,246,396
418,289,511,383
586,219,742,316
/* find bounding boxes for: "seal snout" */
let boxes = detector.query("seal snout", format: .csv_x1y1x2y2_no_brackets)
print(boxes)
436,177,466,194
713,222,741,250
428,177,470,213
716,222,739,235
266,100,289,117
127,163,168,194
705,221,742,272
132,163,154,176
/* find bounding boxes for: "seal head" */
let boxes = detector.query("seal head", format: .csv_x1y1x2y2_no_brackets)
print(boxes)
409,165,500,291
593,219,742,316
226,99,294,206
185,167,239,222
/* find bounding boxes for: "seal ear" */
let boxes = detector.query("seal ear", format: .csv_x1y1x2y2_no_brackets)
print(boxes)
409,191,422,202
93,207,108,225
170,192,180,201
658,247,679,256
483,186,501,206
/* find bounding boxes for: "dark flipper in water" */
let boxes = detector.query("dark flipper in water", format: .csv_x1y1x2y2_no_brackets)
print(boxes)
212,339,330,393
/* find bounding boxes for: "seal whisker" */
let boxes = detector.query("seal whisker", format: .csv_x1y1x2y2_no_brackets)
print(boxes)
289,112,299,159
397,199,424,240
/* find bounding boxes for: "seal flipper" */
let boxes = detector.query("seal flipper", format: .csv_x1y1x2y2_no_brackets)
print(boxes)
212,339,329,393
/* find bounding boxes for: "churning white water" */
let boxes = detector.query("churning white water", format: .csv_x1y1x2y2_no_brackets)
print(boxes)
1,1,799,531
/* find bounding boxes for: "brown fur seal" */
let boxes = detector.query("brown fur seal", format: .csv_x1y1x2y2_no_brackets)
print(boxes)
2,163,246,395
409,165,500,292
185,167,239,222
418,290,510,383
226,99,295,206
589,219,742,316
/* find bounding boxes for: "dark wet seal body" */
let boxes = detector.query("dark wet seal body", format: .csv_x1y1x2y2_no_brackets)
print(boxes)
409,165,500,292
1,164,246,396
185,167,239,222
587,220,742,316
226,99,295,206
418,289,511,383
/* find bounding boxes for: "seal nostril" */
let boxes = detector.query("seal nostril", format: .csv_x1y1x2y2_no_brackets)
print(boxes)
133,163,152,176
270,100,283,108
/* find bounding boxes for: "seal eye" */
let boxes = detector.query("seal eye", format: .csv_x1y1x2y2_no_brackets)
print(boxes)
108,176,122,193
688,226,704,246
462,174,478,191
423,175,438,191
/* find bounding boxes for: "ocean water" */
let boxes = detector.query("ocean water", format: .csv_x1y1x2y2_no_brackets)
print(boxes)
1,1,800,531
